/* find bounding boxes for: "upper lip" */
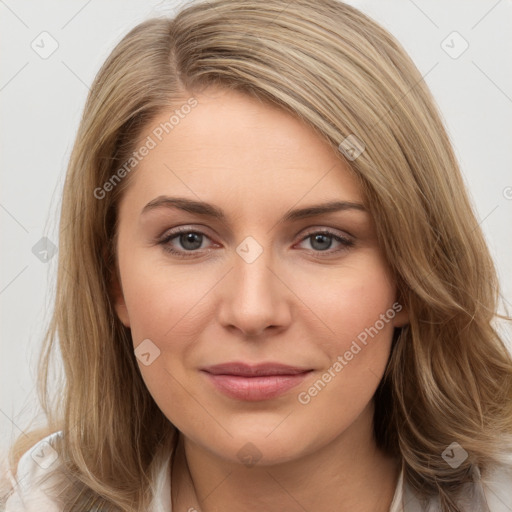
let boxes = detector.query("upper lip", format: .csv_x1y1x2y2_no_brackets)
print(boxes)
201,362,312,377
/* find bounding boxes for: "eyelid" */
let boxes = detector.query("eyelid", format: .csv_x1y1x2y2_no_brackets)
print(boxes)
293,228,354,256
157,224,216,242
157,226,351,244
298,225,353,240
157,224,354,258
158,224,353,241
157,226,218,259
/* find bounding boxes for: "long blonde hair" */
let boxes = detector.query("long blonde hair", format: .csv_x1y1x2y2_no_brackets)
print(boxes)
4,0,512,510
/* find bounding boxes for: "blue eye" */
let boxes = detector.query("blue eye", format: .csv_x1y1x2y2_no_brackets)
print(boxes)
157,227,354,258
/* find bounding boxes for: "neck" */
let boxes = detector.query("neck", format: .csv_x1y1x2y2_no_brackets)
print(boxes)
171,403,400,512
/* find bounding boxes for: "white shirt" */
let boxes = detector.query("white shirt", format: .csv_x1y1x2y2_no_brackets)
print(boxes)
4,432,512,511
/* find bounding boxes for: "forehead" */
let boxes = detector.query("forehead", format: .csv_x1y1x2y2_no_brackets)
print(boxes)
123,87,363,212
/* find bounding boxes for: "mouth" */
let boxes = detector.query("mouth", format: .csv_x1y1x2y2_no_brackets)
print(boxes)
200,362,313,401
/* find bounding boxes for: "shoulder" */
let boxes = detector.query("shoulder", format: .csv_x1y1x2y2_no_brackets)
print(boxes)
3,430,175,512
4,431,63,512
482,459,512,511
399,460,512,511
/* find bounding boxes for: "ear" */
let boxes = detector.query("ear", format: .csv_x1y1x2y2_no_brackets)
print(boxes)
111,272,131,328
393,305,409,328
391,293,409,328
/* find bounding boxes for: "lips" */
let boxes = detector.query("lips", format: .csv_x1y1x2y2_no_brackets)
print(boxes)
200,362,312,401
202,362,310,376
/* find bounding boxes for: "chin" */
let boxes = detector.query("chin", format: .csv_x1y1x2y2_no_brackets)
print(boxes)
191,420,325,468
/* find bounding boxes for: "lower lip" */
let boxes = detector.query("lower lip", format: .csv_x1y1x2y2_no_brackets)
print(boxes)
202,372,311,401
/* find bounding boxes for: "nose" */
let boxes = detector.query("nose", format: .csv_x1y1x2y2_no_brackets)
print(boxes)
217,245,292,338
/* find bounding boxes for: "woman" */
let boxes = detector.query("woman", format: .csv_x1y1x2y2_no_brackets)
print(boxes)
3,0,512,510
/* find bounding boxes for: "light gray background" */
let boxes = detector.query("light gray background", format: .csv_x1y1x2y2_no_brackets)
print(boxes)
1,0,511,457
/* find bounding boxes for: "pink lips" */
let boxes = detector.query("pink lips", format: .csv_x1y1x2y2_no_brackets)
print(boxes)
200,362,312,401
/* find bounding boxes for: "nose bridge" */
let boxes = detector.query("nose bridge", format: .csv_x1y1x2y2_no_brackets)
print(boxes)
218,237,291,336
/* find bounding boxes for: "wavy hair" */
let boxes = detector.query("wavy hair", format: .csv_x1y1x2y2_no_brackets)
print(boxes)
4,0,512,510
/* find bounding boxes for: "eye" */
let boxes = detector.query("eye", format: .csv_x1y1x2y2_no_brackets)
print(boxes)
157,227,354,259
157,227,216,258
296,230,354,255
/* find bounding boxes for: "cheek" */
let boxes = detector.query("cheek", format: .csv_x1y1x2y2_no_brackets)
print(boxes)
291,258,398,409
120,251,217,342
118,259,215,432
293,257,397,353
118,251,224,410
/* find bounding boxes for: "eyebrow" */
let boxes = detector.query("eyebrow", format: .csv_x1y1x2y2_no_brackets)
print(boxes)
141,196,367,222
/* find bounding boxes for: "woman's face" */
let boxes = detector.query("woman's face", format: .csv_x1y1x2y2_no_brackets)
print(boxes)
113,87,408,465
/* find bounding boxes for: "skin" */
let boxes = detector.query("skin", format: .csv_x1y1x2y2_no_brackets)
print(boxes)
113,86,409,512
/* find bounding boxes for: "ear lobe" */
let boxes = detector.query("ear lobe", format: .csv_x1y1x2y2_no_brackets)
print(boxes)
111,273,131,328
393,304,409,328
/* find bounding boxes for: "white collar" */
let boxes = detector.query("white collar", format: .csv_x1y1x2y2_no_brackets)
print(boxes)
148,452,512,512
148,451,407,512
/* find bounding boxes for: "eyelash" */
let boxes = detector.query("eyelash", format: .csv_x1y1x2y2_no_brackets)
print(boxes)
157,226,354,259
